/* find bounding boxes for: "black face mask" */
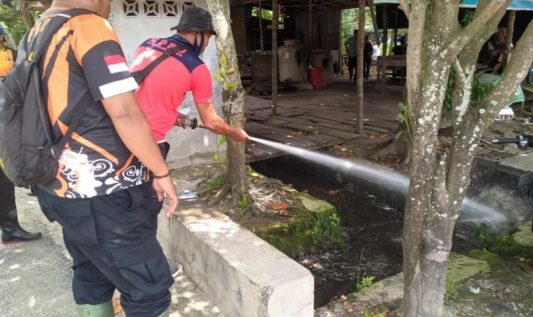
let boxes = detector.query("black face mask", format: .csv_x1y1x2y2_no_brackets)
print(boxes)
192,32,206,56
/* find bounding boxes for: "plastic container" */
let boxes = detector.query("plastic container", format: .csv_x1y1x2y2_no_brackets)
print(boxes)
308,67,324,89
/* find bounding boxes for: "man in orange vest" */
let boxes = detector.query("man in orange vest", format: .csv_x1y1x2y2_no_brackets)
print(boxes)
0,27,16,78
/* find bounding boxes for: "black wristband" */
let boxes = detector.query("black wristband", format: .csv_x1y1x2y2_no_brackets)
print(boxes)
153,172,170,179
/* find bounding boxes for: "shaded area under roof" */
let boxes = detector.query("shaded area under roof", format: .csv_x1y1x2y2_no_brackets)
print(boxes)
374,0,533,11
230,0,362,10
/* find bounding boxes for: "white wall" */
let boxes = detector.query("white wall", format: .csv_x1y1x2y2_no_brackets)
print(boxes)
109,0,227,168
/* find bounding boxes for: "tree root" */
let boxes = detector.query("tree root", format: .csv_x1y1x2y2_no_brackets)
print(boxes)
372,137,411,165
208,185,230,207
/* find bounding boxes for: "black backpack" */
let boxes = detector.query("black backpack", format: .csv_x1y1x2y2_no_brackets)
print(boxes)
0,9,91,187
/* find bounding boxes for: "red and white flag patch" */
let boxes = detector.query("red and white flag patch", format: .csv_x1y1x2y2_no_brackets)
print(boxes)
104,55,129,74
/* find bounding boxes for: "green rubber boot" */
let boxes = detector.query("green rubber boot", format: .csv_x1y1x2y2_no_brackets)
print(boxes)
158,310,170,317
76,301,114,317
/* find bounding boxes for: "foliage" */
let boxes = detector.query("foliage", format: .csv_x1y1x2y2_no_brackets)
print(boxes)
341,8,374,55
445,279,456,297
0,0,29,46
356,275,375,292
470,74,492,106
251,6,273,20
461,10,476,27
360,311,386,317
311,212,348,249
213,53,239,91
442,68,456,120
204,176,223,195
236,193,250,215
395,102,413,141
213,135,227,163
475,223,530,257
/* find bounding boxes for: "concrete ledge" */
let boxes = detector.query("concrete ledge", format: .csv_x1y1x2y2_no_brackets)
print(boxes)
158,195,314,317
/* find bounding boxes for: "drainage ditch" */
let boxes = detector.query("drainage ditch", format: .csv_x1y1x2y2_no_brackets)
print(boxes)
250,153,531,308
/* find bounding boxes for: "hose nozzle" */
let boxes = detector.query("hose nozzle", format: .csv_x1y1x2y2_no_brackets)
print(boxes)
176,114,198,129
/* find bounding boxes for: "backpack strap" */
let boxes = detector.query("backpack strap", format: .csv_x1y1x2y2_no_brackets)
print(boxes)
132,44,186,84
29,9,93,63
25,9,94,157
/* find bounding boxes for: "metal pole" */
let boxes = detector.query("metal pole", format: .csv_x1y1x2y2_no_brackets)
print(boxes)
272,0,279,115
356,0,365,135
259,0,264,51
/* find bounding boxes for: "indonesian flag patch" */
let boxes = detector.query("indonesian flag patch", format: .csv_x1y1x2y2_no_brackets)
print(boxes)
104,55,129,74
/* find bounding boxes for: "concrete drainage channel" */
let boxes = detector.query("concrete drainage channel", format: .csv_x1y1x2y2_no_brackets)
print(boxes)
157,175,314,317
156,151,531,316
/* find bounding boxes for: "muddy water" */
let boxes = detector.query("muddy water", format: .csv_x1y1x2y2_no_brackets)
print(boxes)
250,156,523,308
251,159,404,307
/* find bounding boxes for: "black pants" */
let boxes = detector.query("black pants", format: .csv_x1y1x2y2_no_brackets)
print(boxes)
0,168,16,223
348,57,357,80
364,58,371,79
35,183,173,317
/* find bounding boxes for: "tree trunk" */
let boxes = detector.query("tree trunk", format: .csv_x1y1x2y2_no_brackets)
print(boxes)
15,0,34,29
401,1,532,316
206,0,248,208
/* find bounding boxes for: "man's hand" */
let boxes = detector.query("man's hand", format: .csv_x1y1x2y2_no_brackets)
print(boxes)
153,176,179,218
230,127,249,142
196,102,249,142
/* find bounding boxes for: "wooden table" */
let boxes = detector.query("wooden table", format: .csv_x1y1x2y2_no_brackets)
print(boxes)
377,55,407,90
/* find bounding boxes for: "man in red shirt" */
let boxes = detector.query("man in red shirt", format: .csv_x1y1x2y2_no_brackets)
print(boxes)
131,7,248,153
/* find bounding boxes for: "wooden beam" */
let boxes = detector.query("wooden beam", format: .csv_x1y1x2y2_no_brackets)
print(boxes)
308,0,313,50
356,0,365,135
272,0,279,115
259,0,264,51
506,11,515,63
368,0,380,44
380,5,388,92
393,5,399,47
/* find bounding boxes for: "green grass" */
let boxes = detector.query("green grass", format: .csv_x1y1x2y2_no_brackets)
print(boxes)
445,278,456,297
311,212,348,249
475,223,531,257
204,176,223,195
356,275,375,292
236,194,250,216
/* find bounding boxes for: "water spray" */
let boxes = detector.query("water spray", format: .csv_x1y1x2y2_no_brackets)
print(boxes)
249,136,507,225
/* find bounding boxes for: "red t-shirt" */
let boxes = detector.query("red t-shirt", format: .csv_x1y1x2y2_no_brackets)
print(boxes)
131,35,213,142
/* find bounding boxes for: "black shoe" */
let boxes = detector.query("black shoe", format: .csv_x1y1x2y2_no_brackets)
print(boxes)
1,221,42,244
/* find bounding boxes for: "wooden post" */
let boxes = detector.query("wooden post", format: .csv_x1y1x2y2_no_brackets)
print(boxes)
368,0,380,44
506,10,516,62
393,5,399,49
272,0,279,115
356,0,365,135
259,0,264,51
308,0,313,50
380,5,388,92
381,6,388,57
